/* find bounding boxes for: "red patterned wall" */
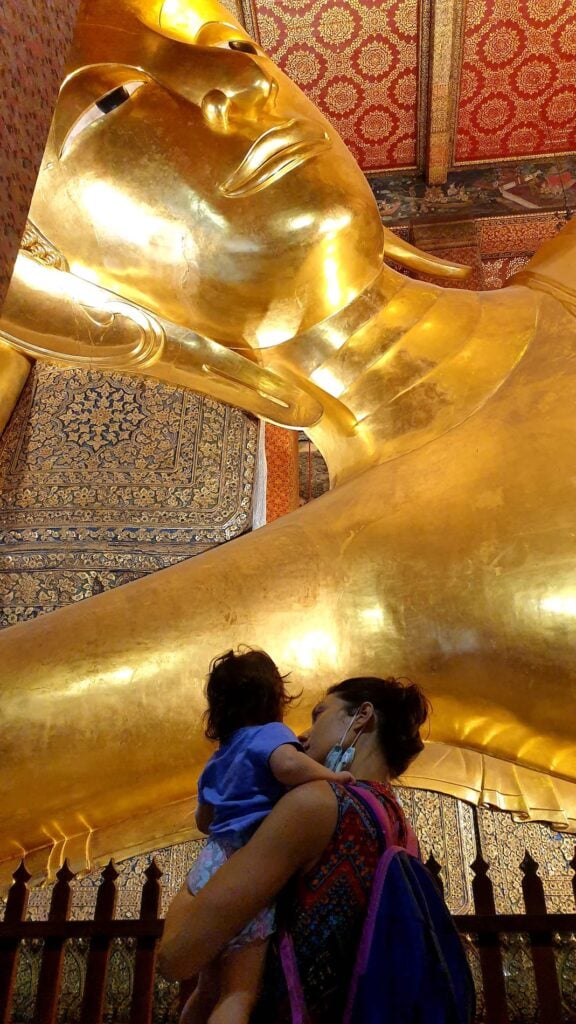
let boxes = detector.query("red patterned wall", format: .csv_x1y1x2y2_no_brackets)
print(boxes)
0,0,82,307
265,424,300,522
253,0,420,171
455,0,576,164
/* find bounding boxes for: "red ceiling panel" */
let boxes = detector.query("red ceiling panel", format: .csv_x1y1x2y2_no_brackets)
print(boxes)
455,0,576,164
253,0,421,171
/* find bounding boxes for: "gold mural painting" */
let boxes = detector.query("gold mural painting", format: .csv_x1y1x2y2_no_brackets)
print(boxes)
1,0,576,887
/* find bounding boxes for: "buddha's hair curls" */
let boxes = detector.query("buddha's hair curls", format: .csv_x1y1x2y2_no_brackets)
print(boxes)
204,647,296,743
327,676,430,778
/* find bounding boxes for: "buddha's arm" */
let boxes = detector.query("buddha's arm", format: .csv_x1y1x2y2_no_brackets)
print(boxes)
0,254,323,429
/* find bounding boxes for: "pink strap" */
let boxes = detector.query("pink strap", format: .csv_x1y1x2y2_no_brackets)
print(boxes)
343,843,404,1023
279,930,308,1024
349,784,420,858
279,785,418,1024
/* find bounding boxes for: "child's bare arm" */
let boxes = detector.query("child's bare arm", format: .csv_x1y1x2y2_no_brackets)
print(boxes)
195,802,214,834
269,744,354,787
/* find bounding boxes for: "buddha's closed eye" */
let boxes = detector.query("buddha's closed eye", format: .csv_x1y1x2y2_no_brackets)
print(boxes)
61,81,146,158
227,39,259,54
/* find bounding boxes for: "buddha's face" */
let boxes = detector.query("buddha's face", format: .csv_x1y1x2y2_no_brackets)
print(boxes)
29,0,384,349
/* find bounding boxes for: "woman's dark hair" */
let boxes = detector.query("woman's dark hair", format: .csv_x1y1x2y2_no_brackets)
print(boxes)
327,676,430,778
204,648,296,743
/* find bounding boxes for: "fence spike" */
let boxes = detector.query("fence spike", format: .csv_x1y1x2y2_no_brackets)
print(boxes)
519,850,563,1022
94,859,119,922
0,860,32,1023
101,859,119,882
144,857,163,883
471,850,498,917
130,858,164,1024
520,849,547,916
48,859,76,922
4,860,31,924
12,860,31,887
35,860,76,1023
520,850,539,877
139,857,162,922
81,860,119,1021
425,854,444,896
471,851,490,877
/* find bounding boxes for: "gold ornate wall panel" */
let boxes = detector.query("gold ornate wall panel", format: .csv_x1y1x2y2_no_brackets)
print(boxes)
0,366,258,627
477,805,576,915
402,790,576,916
396,788,476,912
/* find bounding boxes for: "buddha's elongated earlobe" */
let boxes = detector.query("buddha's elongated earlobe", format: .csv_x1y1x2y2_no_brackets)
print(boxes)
383,226,472,280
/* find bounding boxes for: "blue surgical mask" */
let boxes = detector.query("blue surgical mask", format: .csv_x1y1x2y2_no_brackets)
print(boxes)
324,708,364,772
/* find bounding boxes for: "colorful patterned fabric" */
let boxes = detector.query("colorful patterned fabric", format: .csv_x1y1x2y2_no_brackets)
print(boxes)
253,781,414,1023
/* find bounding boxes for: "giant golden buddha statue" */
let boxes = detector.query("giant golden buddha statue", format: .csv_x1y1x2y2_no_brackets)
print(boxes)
1,0,576,884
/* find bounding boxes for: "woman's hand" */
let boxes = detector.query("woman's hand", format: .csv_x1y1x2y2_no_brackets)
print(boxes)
158,780,338,981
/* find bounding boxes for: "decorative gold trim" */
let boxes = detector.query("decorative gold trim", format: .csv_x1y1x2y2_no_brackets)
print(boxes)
363,163,419,177
425,0,466,185
455,150,576,168
416,0,432,172
20,221,69,272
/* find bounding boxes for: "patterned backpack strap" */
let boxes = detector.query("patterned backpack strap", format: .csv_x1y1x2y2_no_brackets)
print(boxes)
349,784,420,858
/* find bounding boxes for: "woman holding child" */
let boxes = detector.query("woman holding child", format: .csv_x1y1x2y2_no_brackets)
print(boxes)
159,649,430,1023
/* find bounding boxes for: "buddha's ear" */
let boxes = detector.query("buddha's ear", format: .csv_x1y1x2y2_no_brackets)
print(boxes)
383,227,472,280
131,0,253,45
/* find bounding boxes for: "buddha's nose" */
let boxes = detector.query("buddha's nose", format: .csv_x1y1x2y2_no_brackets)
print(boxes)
201,60,278,131
233,58,278,115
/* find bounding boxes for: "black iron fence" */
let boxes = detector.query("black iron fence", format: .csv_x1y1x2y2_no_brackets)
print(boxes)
2,843,576,1022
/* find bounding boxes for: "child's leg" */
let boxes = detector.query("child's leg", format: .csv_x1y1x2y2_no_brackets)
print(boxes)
207,939,268,1024
179,959,221,1024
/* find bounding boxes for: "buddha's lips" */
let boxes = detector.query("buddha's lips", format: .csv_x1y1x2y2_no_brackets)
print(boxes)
220,119,330,197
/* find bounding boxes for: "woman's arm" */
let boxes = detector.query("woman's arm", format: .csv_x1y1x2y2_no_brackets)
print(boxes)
158,780,338,980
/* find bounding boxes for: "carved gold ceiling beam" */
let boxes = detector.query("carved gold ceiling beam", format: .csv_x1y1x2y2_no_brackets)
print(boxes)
424,0,466,185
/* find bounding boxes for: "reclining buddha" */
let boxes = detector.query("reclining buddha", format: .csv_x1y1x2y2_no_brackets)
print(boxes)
1,0,576,883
